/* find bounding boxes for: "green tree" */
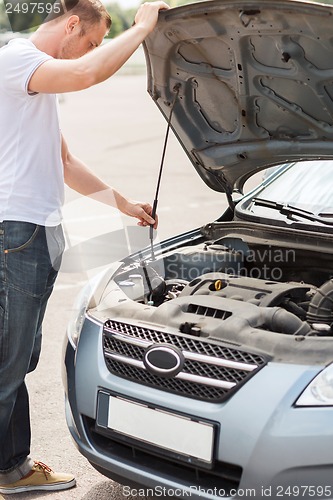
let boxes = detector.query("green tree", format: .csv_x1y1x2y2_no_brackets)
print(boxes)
105,2,132,38
0,0,10,31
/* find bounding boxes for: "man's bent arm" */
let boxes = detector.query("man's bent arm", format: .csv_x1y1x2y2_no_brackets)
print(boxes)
29,2,168,94
62,136,157,228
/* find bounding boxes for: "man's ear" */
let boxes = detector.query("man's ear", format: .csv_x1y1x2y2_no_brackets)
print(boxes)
65,15,80,34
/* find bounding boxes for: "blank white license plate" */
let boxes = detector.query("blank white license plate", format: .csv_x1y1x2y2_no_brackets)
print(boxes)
107,396,214,463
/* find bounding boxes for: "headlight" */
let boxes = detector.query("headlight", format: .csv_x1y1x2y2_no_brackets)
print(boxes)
66,263,124,348
295,363,333,406
67,282,94,349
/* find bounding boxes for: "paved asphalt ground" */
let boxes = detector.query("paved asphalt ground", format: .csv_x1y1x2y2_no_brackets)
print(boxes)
3,50,259,500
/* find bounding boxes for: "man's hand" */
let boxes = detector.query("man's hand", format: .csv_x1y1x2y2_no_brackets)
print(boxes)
123,200,158,229
134,1,170,35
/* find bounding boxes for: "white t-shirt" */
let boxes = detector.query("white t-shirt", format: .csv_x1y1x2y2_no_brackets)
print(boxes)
0,38,64,226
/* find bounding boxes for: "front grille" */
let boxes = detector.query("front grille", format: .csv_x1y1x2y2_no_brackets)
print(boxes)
103,319,268,402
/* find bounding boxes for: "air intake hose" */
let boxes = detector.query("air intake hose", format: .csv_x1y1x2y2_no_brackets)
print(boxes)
307,279,333,325
263,308,312,336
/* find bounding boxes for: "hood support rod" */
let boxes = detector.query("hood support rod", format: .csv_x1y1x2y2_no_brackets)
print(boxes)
150,83,181,261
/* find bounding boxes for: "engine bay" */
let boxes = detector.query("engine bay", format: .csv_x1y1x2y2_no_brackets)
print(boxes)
91,223,333,363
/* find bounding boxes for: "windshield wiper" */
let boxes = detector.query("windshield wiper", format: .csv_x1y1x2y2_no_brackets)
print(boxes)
252,198,333,226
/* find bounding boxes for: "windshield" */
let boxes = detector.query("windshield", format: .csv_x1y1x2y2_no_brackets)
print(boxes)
238,160,333,225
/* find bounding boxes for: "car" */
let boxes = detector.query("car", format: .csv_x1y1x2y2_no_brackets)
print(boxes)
62,1,333,498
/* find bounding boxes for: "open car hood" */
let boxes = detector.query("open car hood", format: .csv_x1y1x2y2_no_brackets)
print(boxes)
143,0,333,193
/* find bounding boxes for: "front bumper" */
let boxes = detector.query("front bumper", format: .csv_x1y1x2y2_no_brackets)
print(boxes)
63,316,333,499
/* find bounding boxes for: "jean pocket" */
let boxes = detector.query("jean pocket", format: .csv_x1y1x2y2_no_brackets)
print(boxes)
4,222,61,298
0,302,6,364
4,223,40,254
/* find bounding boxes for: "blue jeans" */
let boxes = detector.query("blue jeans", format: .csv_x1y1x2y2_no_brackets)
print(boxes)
0,221,64,483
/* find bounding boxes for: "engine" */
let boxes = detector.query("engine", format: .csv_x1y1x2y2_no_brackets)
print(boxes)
114,240,333,340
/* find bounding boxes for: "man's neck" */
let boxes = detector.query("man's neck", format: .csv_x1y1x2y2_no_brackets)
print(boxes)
30,23,62,58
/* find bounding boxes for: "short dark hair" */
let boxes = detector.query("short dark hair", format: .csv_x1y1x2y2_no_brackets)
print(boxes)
52,0,112,32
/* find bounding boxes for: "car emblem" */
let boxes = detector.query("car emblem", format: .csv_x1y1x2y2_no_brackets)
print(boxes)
143,344,184,378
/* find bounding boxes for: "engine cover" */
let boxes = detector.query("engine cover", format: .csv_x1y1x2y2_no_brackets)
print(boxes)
179,273,311,308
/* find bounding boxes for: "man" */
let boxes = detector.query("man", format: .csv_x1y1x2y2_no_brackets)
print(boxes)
0,0,168,494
